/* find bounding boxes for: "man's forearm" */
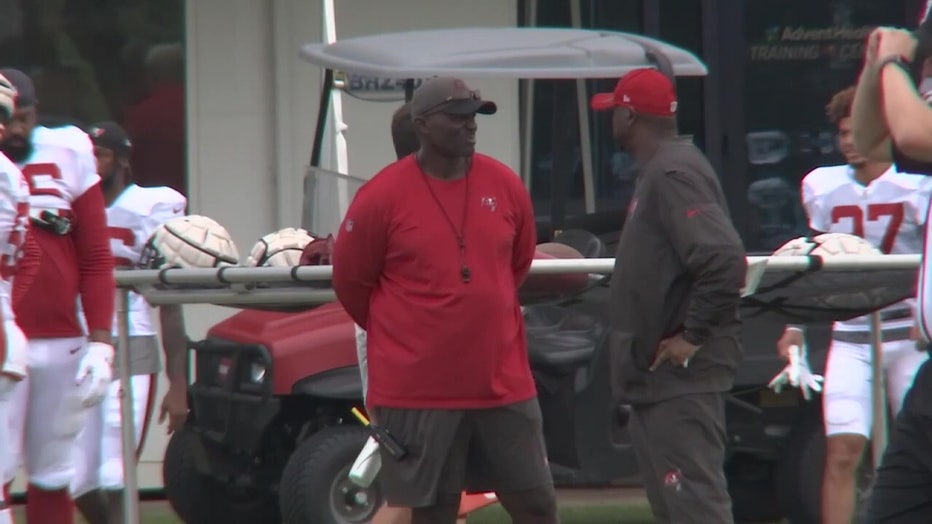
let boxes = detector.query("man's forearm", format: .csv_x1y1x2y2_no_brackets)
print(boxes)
881,63,932,161
852,64,891,159
160,305,189,382
684,251,747,343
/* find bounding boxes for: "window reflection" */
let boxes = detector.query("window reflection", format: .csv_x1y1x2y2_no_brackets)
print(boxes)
0,0,186,195
741,0,911,251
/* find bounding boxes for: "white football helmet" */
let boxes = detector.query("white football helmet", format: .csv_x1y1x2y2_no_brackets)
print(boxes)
140,215,240,269
246,227,314,267
772,233,881,258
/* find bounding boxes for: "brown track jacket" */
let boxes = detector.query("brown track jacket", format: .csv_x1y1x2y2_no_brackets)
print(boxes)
609,137,747,404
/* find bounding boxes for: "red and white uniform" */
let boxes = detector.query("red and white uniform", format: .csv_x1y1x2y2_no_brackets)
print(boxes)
802,164,932,438
72,184,186,498
105,184,186,334
0,153,30,514
15,125,114,338
0,154,29,376
3,125,115,490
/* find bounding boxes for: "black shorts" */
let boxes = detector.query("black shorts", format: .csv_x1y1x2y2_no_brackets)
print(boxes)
372,398,553,508
867,357,932,523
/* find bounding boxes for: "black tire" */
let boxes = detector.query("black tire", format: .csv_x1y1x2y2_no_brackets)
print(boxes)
279,425,383,524
163,427,280,524
775,407,874,524
726,454,783,523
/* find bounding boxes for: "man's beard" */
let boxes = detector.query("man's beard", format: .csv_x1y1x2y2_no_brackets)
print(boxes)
100,167,122,193
0,137,32,164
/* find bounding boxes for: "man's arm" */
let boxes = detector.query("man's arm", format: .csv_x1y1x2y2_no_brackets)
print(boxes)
510,177,537,287
881,64,932,161
158,304,189,433
332,186,387,328
73,182,116,344
657,172,747,345
12,228,39,310
852,30,894,161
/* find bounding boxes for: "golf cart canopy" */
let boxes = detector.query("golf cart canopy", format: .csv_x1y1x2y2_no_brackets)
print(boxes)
298,27,708,78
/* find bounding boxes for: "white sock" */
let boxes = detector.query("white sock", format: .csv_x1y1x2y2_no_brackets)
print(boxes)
0,506,13,524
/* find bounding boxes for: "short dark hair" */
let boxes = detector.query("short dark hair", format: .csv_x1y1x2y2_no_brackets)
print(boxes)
391,102,419,159
825,86,856,125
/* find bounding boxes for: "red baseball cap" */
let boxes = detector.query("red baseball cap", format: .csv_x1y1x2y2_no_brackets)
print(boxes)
590,68,678,117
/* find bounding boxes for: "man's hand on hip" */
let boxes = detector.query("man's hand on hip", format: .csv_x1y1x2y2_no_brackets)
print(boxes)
650,334,699,371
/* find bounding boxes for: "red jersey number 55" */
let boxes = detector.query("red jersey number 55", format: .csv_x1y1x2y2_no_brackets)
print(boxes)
22,163,65,199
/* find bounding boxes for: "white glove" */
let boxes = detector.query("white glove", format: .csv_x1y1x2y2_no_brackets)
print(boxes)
75,342,114,407
768,344,824,401
0,74,15,120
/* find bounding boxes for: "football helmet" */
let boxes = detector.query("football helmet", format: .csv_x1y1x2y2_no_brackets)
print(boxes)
246,227,314,267
139,215,240,269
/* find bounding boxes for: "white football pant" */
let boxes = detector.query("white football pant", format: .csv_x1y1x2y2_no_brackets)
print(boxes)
0,374,18,524
71,374,154,498
3,337,88,489
823,338,928,438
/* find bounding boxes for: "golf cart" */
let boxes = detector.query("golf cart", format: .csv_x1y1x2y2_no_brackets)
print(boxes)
157,27,917,524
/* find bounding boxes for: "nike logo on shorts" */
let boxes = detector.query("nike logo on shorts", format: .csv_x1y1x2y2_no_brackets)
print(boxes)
69,346,81,355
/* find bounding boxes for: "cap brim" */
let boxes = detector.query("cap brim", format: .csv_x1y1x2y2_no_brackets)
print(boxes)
441,99,498,116
590,93,617,111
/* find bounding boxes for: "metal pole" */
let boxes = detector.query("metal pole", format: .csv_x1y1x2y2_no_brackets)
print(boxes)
569,0,596,214
519,0,537,191
117,288,140,524
869,311,887,470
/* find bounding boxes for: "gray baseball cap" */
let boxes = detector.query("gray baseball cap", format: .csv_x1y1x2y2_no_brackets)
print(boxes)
410,77,497,118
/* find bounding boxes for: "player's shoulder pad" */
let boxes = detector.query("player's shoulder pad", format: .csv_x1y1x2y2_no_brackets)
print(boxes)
31,125,93,153
801,164,849,195
0,154,23,192
117,185,187,217
884,167,932,191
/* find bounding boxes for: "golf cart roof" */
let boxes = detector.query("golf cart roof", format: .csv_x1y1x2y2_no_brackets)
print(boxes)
299,27,707,79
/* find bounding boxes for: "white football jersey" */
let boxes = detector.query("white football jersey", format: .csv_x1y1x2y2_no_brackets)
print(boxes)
802,164,932,332
107,184,186,336
0,154,30,323
18,126,100,213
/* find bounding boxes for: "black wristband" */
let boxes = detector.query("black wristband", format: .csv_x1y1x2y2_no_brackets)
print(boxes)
877,54,912,75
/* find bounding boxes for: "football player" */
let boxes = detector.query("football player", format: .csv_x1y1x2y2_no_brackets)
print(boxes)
0,73,33,524
0,68,115,524
69,121,189,524
774,86,932,524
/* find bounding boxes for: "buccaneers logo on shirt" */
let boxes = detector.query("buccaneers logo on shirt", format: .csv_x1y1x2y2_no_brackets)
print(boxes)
480,196,496,212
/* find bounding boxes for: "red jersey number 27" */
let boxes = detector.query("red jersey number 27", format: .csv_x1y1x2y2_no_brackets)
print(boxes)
22,163,65,199
830,203,905,254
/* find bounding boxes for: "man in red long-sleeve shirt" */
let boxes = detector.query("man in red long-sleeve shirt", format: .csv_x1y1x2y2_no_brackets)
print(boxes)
333,77,557,524
0,68,115,524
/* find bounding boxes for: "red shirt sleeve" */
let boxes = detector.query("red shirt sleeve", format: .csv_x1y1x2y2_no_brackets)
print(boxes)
12,228,39,310
72,182,115,333
332,185,387,328
510,176,537,287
